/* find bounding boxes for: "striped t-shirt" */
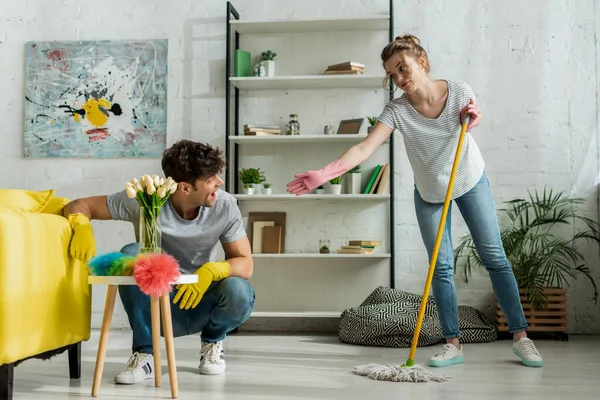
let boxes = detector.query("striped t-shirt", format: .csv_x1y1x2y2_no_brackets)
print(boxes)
377,79,485,203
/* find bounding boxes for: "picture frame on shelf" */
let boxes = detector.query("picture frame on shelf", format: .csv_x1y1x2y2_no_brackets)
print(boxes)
336,118,365,135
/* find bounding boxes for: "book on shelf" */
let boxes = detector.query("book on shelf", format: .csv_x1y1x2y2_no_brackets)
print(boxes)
335,240,381,254
243,124,281,136
325,61,365,75
363,163,390,194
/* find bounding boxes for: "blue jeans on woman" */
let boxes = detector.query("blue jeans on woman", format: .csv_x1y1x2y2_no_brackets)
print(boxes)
414,172,528,339
118,242,255,355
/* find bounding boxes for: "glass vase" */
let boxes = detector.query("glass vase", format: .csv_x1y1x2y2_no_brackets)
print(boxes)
140,206,162,254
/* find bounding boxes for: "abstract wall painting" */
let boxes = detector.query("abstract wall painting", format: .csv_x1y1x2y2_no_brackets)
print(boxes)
24,39,168,158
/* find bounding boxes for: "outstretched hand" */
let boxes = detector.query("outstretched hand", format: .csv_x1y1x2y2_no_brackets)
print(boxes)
460,98,481,131
286,171,324,196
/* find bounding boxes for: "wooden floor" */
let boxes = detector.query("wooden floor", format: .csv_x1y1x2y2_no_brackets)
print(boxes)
10,330,600,399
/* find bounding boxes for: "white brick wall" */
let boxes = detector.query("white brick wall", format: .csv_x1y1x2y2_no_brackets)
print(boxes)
1,0,599,334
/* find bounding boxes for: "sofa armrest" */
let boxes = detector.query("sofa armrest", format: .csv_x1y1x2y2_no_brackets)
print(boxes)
0,211,91,365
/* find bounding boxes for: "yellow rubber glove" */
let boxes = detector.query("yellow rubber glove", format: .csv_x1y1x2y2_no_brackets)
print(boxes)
173,261,231,310
67,213,96,263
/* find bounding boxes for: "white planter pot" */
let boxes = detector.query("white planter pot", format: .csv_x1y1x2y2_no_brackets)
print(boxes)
330,184,342,195
244,186,254,195
263,60,275,77
316,188,325,194
349,173,361,194
264,187,272,195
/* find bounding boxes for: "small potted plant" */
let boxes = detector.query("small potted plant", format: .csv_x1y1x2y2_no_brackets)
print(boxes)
239,167,264,195
319,239,330,254
348,164,362,194
329,175,343,195
261,50,277,77
263,182,272,195
367,116,377,133
316,185,325,194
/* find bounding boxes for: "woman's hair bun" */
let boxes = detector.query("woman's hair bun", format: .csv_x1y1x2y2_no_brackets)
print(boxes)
394,34,421,45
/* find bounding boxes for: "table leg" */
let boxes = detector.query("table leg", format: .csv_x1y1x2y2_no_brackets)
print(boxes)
150,296,162,387
91,285,117,397
160,295,178,399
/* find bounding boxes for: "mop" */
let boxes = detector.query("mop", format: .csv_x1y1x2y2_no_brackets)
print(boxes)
352,113,471,383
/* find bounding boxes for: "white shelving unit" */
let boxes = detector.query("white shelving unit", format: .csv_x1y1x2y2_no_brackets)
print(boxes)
225,2,396,321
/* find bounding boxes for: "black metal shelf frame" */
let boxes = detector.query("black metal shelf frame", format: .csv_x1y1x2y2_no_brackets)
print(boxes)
225,1,396,288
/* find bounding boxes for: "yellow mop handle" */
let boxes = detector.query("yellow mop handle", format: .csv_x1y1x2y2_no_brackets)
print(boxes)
403,114,470,368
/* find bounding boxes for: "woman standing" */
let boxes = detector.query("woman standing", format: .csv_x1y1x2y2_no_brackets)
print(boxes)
286,35,543,368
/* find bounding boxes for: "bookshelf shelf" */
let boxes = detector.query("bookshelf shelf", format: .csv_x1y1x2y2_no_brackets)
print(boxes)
251,311,341,318
230,15,390,34
229,75,384,90
225,1,395,321
234,194,389,201
252,253,391,258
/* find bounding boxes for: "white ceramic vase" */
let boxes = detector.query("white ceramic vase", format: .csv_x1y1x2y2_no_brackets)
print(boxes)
330,184,342,195
263,60,275,77
349,173,361,194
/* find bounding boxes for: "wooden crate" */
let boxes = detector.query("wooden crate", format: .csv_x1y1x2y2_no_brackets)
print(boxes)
493,288,567,334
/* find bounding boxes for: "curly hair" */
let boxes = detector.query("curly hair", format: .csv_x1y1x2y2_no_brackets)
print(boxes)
161,140,225,184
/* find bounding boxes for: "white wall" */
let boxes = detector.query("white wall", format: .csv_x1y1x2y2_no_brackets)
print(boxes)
1,0,598,333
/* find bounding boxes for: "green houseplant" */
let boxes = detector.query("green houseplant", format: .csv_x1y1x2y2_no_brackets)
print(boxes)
239,168,265,195
453,187,599,311
348,164,362,194
329,175,344,195
367,116,377,133
261,50,277,77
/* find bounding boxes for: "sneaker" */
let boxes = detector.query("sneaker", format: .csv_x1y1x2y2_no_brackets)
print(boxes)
199,341,226,375
114,352,154,384
513,337,543,367
428,343,465,367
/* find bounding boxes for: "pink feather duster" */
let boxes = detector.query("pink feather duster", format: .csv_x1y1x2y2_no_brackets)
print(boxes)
133,253,181,297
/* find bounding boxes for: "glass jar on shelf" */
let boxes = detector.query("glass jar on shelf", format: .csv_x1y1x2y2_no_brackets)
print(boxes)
286,113,300,135
319,239,330,254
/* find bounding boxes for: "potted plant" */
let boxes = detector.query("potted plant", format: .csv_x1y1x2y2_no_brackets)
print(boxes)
263,182,272,195
367,116,377,133
239,168,265,195
261,50,277,77
316,185,325,194
453,187,599,337
348,164,362,194
329,175,344,195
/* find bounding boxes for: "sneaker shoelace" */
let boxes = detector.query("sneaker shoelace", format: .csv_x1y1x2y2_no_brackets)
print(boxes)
202,342,223,363
434,344,457,358
520,339,541,357
125,352,150,371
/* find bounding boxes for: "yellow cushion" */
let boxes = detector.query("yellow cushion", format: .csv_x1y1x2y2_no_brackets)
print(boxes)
0,189,55,213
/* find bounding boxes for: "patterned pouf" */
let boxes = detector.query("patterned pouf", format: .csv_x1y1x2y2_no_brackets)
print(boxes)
338,286,497,347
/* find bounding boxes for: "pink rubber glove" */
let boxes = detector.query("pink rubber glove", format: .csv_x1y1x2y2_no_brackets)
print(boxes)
286,159,350,195
459,98,481,131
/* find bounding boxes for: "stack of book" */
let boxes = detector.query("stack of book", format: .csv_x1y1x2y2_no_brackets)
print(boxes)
243,124,281,136
363,163,390,194
336,240,381,254
325,61,365,75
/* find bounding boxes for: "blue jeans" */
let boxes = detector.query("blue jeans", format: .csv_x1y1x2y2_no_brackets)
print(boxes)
414,172,527,338
118,243,255,355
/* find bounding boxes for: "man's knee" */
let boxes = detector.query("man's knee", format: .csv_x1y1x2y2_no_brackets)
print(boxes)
120,242,141,256
219,277,255,319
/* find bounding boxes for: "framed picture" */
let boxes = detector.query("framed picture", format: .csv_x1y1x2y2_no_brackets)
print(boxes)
336,118,364,135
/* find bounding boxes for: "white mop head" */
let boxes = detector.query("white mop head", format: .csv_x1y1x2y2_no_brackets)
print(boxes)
352,363,451,383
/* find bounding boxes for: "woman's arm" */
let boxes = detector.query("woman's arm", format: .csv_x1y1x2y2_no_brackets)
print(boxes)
336,122,394,170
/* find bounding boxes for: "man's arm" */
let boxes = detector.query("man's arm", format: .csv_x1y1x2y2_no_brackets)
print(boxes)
222,236,254,280
62,195,113,220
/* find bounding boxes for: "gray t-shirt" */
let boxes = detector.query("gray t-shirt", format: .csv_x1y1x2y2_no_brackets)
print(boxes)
107,189,246,274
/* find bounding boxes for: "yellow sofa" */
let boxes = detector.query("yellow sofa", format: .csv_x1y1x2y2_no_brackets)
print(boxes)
0,189,91,400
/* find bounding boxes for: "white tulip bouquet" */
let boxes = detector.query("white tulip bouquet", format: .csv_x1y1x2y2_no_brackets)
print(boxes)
125,175,178,252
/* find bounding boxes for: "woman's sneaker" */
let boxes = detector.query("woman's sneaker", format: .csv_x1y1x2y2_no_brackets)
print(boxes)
513,337,543,367
199,341,226,375
428,343,464,367
114,352,154,384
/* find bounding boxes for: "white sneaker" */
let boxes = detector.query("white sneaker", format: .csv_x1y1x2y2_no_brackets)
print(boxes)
199,341,226,375
428,343,465,367
114,352,154,384
513,337,543,367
